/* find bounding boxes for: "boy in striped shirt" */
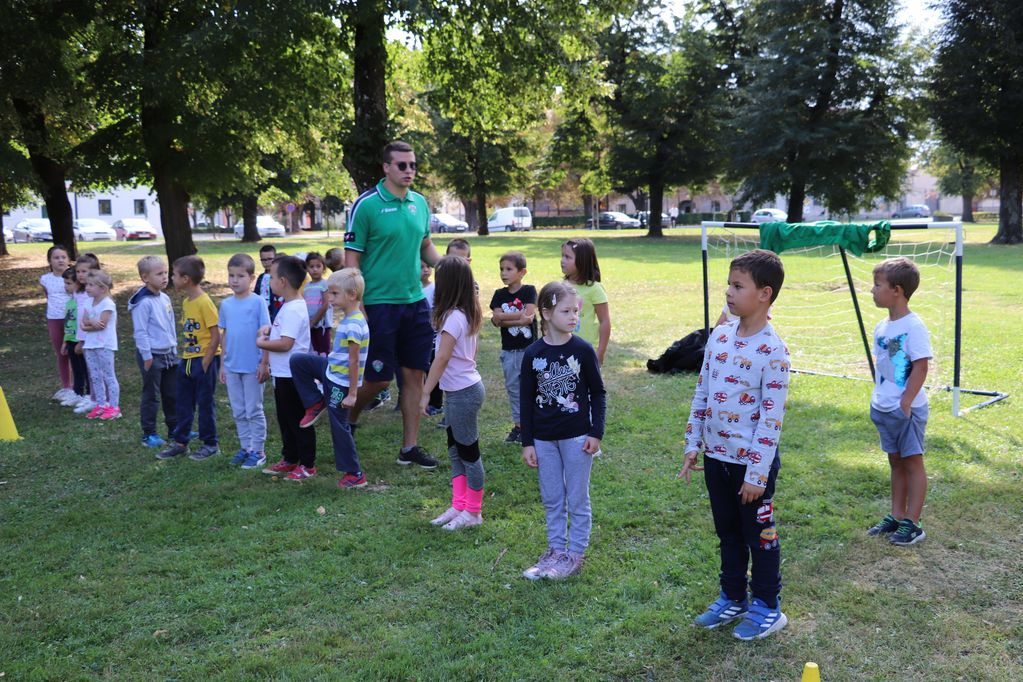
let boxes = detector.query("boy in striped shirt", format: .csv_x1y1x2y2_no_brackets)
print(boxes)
289,268,370,488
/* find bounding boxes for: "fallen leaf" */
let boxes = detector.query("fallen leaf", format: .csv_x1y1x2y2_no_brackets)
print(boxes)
316,506,326,516
153,629,169,638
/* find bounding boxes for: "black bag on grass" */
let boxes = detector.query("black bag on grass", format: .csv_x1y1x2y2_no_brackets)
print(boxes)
646,328,708,374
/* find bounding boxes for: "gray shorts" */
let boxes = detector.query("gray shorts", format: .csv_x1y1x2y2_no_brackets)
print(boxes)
870,405,928,457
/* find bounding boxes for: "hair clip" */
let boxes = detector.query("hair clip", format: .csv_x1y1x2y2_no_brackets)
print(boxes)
551,294,557,305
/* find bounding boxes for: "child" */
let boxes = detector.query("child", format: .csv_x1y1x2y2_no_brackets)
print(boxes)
421,259,435,307
421,255,486,530
79,270,121,420
520,281,606,580
254,244,283,321
422,260,443,416
128,256,179,448
59,267,90,408
258,256,315,479
304,252,331,355
290,268,369,488
71,254,101,414
324,247,344,272
680,249,789,640
490,251,536,443
218,253,271,470
867,257,931,546
157,256,221,461
561,238,611,366
446,238,471,262
41,245,72,401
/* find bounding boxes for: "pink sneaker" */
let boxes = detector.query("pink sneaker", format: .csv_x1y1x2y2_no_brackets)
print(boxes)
100,406,122,420
338,472,367,488
86,405,105,419
262,459,298,475
285,465,317,481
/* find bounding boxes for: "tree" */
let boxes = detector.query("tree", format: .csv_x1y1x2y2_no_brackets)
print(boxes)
923,141,997,223
726,0,919,222
930,0,1023,243
0,139,35,257
601,7,725,237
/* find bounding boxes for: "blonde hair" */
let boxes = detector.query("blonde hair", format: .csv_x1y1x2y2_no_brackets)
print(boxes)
328,267,364,300
137,255,166,277
87,269,113,293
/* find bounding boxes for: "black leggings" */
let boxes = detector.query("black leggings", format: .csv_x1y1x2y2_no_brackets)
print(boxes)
65,341,89,396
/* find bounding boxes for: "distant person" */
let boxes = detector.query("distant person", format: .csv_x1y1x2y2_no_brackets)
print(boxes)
344,140,441,469
561,238,611,366
489,250,536,443
304,252,331,355
669,205,679,227
128,256,178,448
254,244,284,321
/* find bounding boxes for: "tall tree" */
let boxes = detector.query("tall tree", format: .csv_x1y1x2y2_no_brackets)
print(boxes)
930,0,1023,243
0,138,35,257
726,0,918,222
923,141,997,224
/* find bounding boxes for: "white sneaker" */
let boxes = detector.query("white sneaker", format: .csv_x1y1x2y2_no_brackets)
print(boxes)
430,507,462,526
74,399,96,414
60,393,83,406
442,510,482,531
53,388,72,401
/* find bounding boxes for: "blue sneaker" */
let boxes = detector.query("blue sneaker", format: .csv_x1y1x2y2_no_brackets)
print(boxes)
733,597,788,640
141,434,167,448
188,430,200,441
240,451,267,470
230,448,250,465
694,591,749,629
890,519,926,546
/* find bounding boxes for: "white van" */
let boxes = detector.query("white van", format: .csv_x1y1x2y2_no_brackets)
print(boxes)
487,206,533,232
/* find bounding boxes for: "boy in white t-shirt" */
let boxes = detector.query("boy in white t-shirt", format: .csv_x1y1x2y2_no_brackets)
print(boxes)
257,256,315,479
867,257,932,546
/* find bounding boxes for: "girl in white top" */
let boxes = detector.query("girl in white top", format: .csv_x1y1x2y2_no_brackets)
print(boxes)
421,255,486,531
41,245,72,400
80,270,121,420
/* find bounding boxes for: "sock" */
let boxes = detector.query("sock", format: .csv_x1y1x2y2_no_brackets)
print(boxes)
401,445,415,454
451,475,467,511
463,487,484,514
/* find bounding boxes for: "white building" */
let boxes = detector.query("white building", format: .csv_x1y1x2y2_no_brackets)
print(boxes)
3,185,162,231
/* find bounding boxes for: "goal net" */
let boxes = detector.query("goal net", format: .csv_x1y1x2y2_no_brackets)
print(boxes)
698,220,1008,416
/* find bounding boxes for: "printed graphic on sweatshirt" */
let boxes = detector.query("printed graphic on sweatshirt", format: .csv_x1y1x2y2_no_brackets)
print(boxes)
878,332,911,388
502,298,533,339
532,354,582,413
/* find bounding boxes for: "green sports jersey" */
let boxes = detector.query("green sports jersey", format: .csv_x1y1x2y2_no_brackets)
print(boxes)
345,179,431,305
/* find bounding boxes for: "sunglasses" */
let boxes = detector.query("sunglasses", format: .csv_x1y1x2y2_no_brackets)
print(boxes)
389,161,417,172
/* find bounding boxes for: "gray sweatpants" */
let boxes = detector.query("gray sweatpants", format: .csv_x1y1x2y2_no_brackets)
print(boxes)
224,370,266,453
500,349,524,424
444,381,485,490
535,435,594,555
84,348,120,407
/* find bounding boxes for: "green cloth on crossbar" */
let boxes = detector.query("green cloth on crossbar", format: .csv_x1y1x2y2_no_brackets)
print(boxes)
759,220,891,257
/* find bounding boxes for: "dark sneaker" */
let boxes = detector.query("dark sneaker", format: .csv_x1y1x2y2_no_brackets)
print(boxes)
867,513,900,537
396,445,438,470
367,389,391,412
733,597,787,640
156,442,188,460
299,401,326,428
694,591,749,629
188,444,220,461
338,472,367,489
426,405,443,416
504,425,522,443
890,519,926,546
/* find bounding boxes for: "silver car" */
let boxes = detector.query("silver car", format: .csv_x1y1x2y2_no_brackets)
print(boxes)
74,218,117,241
12,218,53,243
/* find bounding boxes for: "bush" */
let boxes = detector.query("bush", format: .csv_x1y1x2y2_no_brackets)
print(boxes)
533,215,586,228
973,211,998,223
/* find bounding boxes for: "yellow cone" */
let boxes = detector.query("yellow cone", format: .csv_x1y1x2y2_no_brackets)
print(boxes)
0,387,21,441
801,662,821,682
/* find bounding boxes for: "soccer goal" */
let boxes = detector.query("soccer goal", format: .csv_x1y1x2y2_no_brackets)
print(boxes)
696,220,1008,417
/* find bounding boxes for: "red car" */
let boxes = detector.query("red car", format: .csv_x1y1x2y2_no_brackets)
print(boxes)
762,399,775,410
713,392,728,403
724,375,740,384
756,343,772,355
766,380,785,390
758,437,776,447
733,340,748,349
739,393,756,405
715,352,729,364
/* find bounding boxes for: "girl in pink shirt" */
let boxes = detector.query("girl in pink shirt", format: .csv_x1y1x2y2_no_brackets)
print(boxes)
421,255,486,530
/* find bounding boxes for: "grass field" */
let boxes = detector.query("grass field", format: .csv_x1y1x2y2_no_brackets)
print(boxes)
0,228,1020,680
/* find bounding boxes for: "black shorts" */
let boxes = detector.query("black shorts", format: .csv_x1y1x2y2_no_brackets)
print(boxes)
364,300,432,382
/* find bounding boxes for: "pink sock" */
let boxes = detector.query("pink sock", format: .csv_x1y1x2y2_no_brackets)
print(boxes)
463,487,484,514
451,475,467,511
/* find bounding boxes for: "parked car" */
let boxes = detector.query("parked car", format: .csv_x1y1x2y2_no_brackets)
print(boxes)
892,204,931,219
633,211,671,226
12,218,53,243
487,207,533,232
751,208,788,224
194,220,228,231
74,218,117,241
430,212,469,233
3,224,13,243
589,211,641,229
233,215,286,238
112,218,157,240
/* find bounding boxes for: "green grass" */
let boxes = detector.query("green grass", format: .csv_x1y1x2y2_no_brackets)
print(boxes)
0,228,1021,680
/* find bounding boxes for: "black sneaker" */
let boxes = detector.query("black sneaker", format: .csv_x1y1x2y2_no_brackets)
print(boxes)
367,389,391,412
396,445,438,470
156,442,188,460
504,425,522,444
867,514,900,537
890,519,926,546
188,444,220,461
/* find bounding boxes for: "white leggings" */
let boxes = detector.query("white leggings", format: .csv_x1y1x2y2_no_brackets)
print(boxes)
84,348,120,407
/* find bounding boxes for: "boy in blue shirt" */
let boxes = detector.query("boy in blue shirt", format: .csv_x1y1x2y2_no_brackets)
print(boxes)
218,253,271,469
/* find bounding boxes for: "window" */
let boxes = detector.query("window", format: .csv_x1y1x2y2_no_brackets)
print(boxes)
711,201,721,212
41,206,48,218
98,200,112,215
617,204,627,213
134,199,146,215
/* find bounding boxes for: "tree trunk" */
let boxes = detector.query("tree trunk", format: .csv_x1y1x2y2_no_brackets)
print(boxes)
11,98,77,256
152,165,196,266
961,191,975,223
787,178,806,223
475,183,489,236
582,192,593,224
646,182,665,238
992,154,1023,244
0,201,8,257
341,0,389,193
461,198,477,230
241,195,260,242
